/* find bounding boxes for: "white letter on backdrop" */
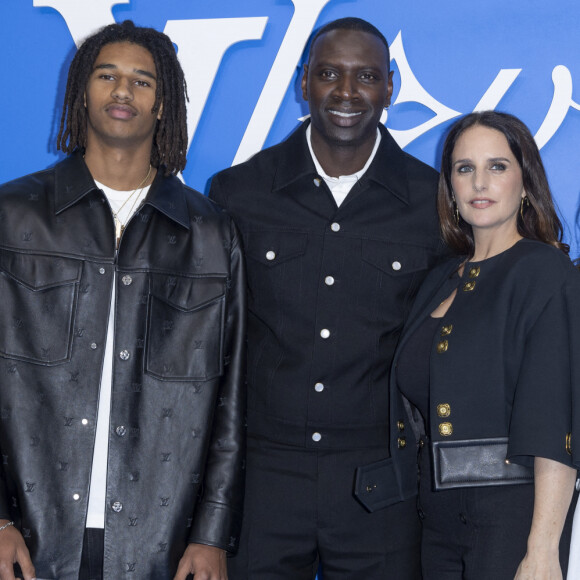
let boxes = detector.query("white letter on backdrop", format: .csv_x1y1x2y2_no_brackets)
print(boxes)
387,31,460,149
33,0,128,47
232,0,332,165
165,18,268,155
534,65,580,150
472,69,521,112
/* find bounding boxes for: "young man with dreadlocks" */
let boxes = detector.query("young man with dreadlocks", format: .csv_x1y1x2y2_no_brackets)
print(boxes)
0,20,245,580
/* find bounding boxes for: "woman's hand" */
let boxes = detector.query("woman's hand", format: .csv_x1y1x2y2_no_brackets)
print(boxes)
514,549,562,579
513,456,576,580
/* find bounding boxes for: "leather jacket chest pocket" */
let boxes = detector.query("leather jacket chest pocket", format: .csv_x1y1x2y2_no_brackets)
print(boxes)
0,251,81,365
146,274,226,381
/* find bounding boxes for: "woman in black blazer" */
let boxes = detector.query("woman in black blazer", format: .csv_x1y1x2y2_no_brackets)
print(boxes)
395,111,579,579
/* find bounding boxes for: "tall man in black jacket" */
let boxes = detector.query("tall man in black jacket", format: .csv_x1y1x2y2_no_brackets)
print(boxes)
0,21,245,580
210,16,444,580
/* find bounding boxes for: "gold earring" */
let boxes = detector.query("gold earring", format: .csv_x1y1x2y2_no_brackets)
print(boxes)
452,196,459,226
520,195,529,220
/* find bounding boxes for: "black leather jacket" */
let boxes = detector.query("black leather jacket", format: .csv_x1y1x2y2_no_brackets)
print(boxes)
0,152,246,579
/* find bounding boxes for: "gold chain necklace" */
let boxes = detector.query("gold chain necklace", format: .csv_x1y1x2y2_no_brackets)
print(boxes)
112,164,152,248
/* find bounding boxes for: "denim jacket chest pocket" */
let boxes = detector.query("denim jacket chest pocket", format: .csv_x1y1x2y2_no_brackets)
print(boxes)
0,250,81,365
244,230,308,266
243,230,308,299
361,239,434,316
145,273,227,381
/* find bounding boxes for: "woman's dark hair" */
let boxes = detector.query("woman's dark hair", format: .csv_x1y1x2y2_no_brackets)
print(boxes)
438,111,568,256
57,20,188,175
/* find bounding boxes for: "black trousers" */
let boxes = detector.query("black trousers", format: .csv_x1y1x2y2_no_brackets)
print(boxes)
419,444,577,579
78,528,104,580
227,436,422,580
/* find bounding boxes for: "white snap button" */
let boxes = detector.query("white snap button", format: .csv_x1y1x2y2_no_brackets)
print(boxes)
320,329,330,339
392,261,402,271
312,432,322,442
330,223,340,232
315,383,324,392
266,251,276,261
324,276,335,286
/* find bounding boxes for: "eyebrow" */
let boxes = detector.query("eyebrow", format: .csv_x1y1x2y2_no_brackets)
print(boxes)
93,63,157,81
452,156,511,166
312,61,383,71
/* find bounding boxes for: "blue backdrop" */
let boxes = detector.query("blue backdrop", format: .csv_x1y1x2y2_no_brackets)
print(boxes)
2,0,580,254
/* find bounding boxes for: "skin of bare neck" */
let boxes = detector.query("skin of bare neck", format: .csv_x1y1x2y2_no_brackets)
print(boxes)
310,129,376,177
470,227,523,262
83,137,156,190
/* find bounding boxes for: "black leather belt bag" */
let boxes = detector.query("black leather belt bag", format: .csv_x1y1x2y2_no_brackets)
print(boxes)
431,437,534,490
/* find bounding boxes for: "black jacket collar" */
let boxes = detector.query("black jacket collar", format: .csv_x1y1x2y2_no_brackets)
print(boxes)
272,121,412,205
54,151,190,229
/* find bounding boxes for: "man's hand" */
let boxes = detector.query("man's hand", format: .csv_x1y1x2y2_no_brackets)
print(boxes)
173,543,227,580
0,521,35,580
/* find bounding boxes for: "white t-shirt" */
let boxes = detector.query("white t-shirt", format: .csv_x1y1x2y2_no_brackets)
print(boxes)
306,124,382,207
85,181,150,528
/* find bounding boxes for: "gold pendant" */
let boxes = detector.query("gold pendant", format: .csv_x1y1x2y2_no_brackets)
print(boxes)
115,217,122,249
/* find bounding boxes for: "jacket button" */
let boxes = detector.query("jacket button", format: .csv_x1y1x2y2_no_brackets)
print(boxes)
314,383,324,392
111,501,123,513
312,432,322,442
320,329,330,339
99,267,106,275
266,251,276,261
440,325,453,336
73,493,80,501
324,276,335,286
439,422,453,437
119,350,130,360
397,421,405,431
468,266,481,278
122,275,133,286
463,281,476,292
397,436,407,448
116,426,127,437
436,340,448,353
90,342,98,350
391,261,402,271
437,403,451,417
330,222,340,232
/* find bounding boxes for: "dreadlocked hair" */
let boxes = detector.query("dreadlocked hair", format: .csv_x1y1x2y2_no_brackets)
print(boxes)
57,20,188,175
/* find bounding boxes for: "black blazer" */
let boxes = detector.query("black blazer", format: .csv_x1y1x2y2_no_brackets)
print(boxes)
392,238,580,470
